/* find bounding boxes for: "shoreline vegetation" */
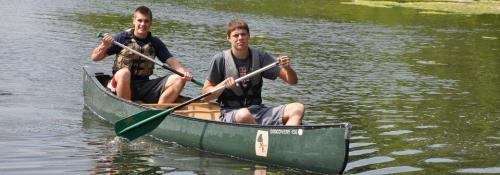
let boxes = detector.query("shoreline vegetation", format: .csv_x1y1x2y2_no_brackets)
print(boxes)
342,0,500,15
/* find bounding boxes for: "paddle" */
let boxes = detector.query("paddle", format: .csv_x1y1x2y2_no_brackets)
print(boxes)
115,61,279,141
97,33,204,87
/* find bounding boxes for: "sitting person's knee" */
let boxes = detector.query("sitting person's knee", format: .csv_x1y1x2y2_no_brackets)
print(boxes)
169,74,182,81
289,102,305,113
165,75,185,88
114,68,131,80
235,108,250,117
234,109,253,123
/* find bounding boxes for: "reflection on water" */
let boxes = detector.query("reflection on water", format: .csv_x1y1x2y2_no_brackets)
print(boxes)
345,156,395,172
354,166,423,175
390,149,422,156
456,168,500,174
0,0,499,174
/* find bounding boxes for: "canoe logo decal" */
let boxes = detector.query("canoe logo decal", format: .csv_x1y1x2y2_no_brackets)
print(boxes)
269,129,303,135
255,130,269,157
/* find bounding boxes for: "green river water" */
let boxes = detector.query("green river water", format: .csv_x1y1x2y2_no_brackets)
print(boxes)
0,0,498,174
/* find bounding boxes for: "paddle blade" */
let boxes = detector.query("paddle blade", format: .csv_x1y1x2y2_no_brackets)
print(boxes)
114,109,172,141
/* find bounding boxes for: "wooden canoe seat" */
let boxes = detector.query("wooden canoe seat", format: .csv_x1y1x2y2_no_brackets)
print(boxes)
142,102,221,121
174,109,221,121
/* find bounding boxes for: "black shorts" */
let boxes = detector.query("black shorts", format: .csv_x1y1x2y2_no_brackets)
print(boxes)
131,76,168,103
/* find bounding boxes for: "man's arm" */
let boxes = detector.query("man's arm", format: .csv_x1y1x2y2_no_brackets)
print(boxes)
277,56,298,85
202,78,236,101
165,57,193,81
202,80,223,101
201,53,237,101
91,33,113,61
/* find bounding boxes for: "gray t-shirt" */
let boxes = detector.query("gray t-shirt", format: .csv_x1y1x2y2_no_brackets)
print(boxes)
206,49,280,85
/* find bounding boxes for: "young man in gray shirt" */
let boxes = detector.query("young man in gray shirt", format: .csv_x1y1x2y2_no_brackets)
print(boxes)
202,19,304,125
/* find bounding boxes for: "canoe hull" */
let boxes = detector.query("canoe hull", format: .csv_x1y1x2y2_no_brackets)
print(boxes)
83,66,350,174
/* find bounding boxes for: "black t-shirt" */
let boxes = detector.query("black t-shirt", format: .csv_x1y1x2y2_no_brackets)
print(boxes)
232,53,252,89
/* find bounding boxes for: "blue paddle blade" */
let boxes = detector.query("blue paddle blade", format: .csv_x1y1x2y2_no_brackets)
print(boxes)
114,109,173,141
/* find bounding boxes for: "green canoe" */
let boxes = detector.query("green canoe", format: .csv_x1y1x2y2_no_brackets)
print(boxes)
83,66,351,174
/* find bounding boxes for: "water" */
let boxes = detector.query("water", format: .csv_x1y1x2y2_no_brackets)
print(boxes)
0,0,499,174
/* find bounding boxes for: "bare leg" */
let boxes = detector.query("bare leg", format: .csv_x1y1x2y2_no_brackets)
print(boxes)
114,68,132,100
234,108,257,124
158,75,186,104
282,103,305,125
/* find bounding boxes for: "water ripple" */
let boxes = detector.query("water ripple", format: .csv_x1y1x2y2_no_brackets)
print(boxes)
350,142,376,149
380,130,413,136
424,158,458,163
456,167,500,174
391,149,423,156
428,144,449,148
353,166,423,175
345,156,395,172
350,149,379,156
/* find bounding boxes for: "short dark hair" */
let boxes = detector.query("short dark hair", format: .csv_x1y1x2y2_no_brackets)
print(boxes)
134,6,153,21
226,19,249,37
